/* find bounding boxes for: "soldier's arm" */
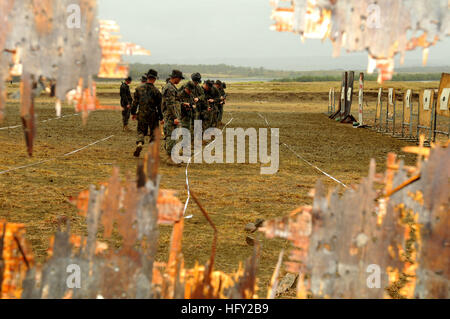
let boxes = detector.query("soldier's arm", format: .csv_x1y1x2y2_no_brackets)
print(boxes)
179,92,192,112
189,94,196,106
120,84,125,99
127,86,133,105
198,87,206,103
155,90,163,121
213,88,221,103
166,89,181,120
131,88,139,115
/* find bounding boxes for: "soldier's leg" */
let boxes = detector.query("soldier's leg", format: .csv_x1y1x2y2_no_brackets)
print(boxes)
194,108,204,141
180,118,188,131
122,107,128,125
218,104,224,123
194,107,200,121
122,107,132,131
211,106,218,127
148,112,158,143
179,113,189,150
164,121,177,156
217,106,220,126
137,120,148,145
202,110,210,131
189,110,195,141
181,112,192,133
124,107,131,125
178,115,191,157
162,116,169,140
207,107,214,128
127,108,131,124
191,113,195,138
134,120,148,157
191,108,198,134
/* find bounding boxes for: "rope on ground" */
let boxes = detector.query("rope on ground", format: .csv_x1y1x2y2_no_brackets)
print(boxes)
257,113,348,189
0,113,80,131
0,135,115,175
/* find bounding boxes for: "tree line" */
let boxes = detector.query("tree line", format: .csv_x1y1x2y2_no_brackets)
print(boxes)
126,63,301,79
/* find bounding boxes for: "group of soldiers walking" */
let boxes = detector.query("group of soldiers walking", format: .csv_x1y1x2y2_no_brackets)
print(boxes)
119,69,227,162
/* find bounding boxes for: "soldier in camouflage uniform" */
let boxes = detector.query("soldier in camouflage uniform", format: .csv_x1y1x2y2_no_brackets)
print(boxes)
222,82,228,123
131,69,163,158
203,80,221,128
189,73,206,123
178,81,196,134
214,80,226,126
162,70,184,159
180,73,206,134
120,76,133,131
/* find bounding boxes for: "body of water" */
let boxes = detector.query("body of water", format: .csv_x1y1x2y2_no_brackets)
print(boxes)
213,77,273,83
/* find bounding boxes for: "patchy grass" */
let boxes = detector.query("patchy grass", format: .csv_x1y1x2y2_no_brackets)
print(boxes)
0,81,419,296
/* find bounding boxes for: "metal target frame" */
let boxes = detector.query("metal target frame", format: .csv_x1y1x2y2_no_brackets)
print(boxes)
328,88,336,115
433,73,450,141
330,72,348,120
400,89,418,141
374,88,384,132
356,73,367,127
385,88,397,136
325,72,448,145
417,89,436,144
340,71,357,124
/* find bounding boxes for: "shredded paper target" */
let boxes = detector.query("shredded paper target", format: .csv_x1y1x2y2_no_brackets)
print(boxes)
270,0,450,83
0,0,150,155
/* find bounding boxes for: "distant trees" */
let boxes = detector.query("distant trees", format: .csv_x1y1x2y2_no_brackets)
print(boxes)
126,63,300,80
92,62,444,83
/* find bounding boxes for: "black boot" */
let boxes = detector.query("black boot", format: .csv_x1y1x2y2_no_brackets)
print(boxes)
134,142,143,157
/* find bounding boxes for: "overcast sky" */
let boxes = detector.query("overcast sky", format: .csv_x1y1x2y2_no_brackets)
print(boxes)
98,0,450,71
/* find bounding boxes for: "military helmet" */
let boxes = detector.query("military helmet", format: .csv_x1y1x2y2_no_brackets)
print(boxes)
204,80,214,87
125,76,132,82
147,69,158,79
170,69,185,80
141,75,148,82
191,72,202,82
215,80,222,86
222,82,227,89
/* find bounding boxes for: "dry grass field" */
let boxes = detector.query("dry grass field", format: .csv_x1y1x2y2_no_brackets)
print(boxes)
0,80,437,296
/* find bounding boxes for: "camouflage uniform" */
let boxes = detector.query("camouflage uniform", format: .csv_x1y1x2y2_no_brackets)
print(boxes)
192,83,206,137
162,81,181,156
215,81,226,124
183,81,205,130
131,82,162,145
181,80,205,122
204,84,221,128
120,81,133,126
178,85,195,134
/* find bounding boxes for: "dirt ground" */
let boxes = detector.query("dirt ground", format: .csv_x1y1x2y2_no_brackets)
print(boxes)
0,80,431,297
